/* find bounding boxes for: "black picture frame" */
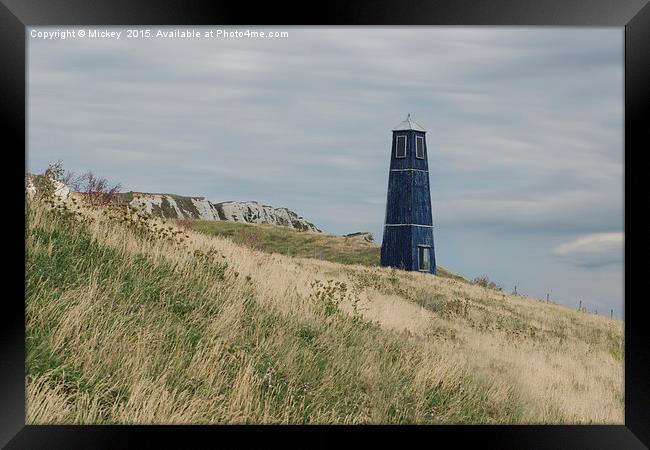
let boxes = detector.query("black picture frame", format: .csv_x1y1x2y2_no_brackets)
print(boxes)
2,0,648,448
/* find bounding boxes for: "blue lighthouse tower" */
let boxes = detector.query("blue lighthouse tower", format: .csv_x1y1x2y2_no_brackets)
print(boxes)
380,114,436,274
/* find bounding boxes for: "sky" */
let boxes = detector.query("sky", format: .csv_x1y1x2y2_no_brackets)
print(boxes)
27,26,624,317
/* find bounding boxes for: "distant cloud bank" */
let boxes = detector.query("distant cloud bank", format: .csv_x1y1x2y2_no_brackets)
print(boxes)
552,232,623,268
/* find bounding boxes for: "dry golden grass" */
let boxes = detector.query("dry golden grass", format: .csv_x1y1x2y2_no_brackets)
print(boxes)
25,195,623,424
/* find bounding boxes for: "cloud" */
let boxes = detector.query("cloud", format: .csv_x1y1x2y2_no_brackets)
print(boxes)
552,232,623,268
434,184,623,235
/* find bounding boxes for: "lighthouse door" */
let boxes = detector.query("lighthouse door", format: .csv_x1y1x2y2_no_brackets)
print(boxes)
418,246,431,272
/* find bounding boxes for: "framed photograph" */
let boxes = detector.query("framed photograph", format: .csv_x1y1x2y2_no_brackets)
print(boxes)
3,0,648,447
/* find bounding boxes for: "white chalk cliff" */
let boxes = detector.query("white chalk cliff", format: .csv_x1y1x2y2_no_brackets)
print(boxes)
25,175,321,232
119,192,321,232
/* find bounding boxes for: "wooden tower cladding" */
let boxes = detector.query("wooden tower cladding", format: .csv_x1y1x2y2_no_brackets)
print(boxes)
380,114,436,274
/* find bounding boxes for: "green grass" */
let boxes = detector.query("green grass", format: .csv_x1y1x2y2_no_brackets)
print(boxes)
191,220,381,267
190,220,465,281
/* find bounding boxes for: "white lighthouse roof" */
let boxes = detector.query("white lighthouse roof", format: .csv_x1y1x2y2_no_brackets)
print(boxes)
392,114,426,132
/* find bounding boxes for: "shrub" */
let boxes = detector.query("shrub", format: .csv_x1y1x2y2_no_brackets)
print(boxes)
67,170,122,206
309,279,361,318
473,275,502,291
31,161,122,206
30,161,65,201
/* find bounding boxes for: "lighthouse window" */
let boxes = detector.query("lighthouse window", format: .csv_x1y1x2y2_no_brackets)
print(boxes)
416,136,424,159
395,135,407,158
418,246,431,272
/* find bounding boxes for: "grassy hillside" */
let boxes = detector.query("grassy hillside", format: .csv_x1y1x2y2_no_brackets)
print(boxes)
190,220,462,280
26,196,623,424
191,220,380,267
